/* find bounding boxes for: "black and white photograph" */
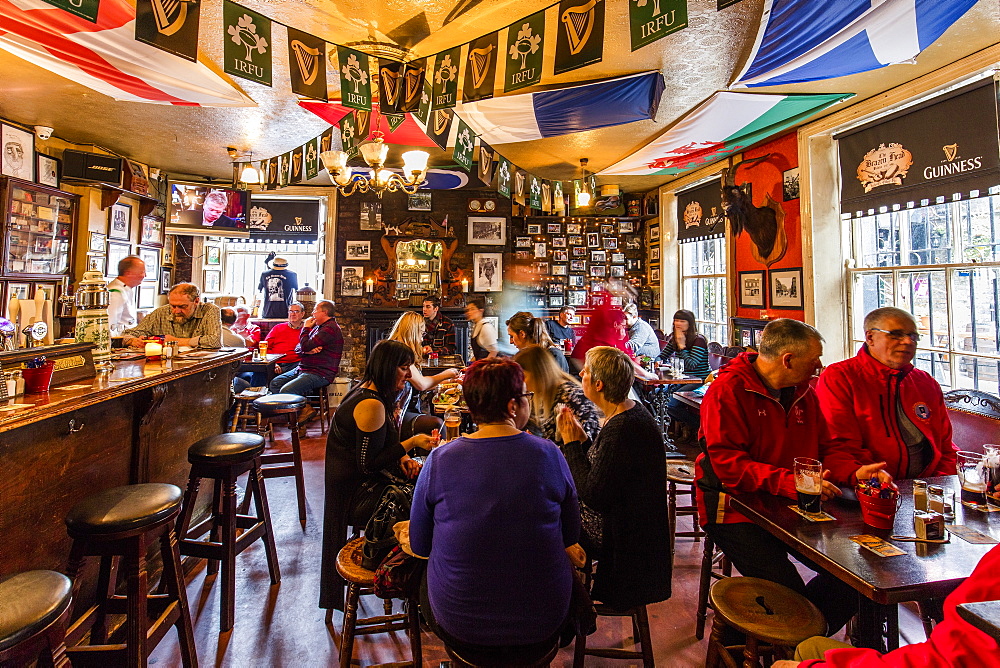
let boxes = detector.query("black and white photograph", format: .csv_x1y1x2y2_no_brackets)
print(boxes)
619,220,634,234
468,216,506,245
530,293,546,308
546,223,561,234
139,246,159,281
783,167,800,201
739,270,766,308
649,223,660,242
651,246,660,261
591,250,606,263
600,224,614,235
515,236,532,248
610,265,625,277
626,237,642,250
570,260,586,272
553,249,568,262
626,258,643,271
515,251,531,260
1,123,35,181
140,215,164,247
474,253,503,291
534,262,549,275
203,269,221,293
106,241,131,279
568,290,587,306
341,266,364,296
36,153,60,188
590,265,606,277
549,295,564,308
360,201,383,230
527,223,542,234
345,240,371,260
569,274,585,287
88,231,106,252
552,237,567,247
108,202,131,240
586,232,599,247
534,242,547,258
769,267,804,309
566,223,581,235
407,191,432,211
650,267,660,284
547,282,564,295
159,267,172,294
552,264,568,276
569,235,583,246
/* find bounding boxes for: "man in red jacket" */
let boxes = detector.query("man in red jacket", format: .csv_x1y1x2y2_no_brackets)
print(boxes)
696,319,888,634
817,307,958,481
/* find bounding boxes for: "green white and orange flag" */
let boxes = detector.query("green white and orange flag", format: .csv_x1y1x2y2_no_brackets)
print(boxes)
600,91,850,176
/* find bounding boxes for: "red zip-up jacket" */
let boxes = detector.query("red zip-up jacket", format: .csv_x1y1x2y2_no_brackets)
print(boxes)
695,352,857,526
816,345,957,481
798,542,1000,667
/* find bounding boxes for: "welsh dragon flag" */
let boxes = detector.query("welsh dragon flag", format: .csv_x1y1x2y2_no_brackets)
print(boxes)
600,91,849,176
0,0,253,106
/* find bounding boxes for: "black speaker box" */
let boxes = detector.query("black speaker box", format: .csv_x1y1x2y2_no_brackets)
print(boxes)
62,150,122,185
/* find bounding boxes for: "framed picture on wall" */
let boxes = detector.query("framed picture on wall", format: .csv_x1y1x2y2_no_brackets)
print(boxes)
468,216,506,245
546,223,561,234
87,254,107,275
341,266,364,296
527,223,542,234
473,253,503,292
205,245,221,265
549,295,564,307
586,233,599,247
88,231,106,252
203,269,221,293
140,216,164,247
649,223,659,243
738,270,766,308
345,240,371,260
566,223,581,235
783,167,800,201
139,246,159,281
106,241,131,279
159,267,172,294
618,220,634,234
769,268,804,309
515,236,532,248
138,285,157,309
407,192,432,211
534,242,547,259
651,246,660,262
162,237,174,266
1,123,35,181
108,202,131,240
568,290,587,306
36,154,60,188
650,267,660,284
553,249,568,262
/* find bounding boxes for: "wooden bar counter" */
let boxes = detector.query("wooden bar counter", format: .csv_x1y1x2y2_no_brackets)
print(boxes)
0,349,245,581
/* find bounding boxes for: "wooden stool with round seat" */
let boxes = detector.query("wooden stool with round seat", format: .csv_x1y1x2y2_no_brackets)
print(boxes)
63,483,197,667
0,570,73,667
665,459,705,557
335,536,421,668
252,393,308,527
174,432,280,633
305,384,332,434
705,577,826,668
696,535,733,640
446,638,560,667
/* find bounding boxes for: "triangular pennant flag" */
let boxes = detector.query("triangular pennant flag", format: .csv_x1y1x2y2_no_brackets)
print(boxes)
223,0,272,86
291,145,304,183
541,180,552,213
385,114,406,132
477,140,496,185
287,27,327,100
377,59,405,113
354,108,371,143
319,127,335,153
629,0,687,52
529,174,541,209
305,137,320,179
337,46,372,110
279,152,290,187
719,0,743,9
417,80,433,125
554,0,605,75
513,168,528,206
428,108,454,150
400,58,427,113
497,156,512,198
339,112,358,156
42,0,99,21
135,0,200,62
266,157,278,189
504,11,544,92
431,46,462,109
453,117,475,172
463,31,498,103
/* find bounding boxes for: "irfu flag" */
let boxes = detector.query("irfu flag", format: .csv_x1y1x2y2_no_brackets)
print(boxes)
319,128,334,154
305,138,320,179
339,112,358,156
354,109,371,143
463,32,498,103
291,145,304,183
529,174,542,209
223,0,272,86
497,156,512,198
279,152,290,187
504,11,544,92
629,0,687,52
553,181,565,213
337,46,372,110
42,0,99,22
135,0,201,62
477,140,496,185
554,0,604,75
287,27,327,100
385,114,406,132
377,59,405,113
428,108,454,151
400,58,427,113
417,80,433,126
431,46,462,109
453,118,475,172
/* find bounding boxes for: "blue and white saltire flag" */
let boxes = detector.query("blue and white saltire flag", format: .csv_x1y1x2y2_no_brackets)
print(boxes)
455,71,664,144
732,0,978,87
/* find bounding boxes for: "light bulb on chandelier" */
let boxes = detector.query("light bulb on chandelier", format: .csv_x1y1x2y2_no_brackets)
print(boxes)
321,132,429,198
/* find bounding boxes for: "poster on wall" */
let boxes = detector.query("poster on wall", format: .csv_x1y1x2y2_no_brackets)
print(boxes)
473,253,502,292
1,123,35,181
738,270,765,308
341,266,364,296
467,216,506,245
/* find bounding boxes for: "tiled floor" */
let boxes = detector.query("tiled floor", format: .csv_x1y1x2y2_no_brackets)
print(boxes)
149,423,925,666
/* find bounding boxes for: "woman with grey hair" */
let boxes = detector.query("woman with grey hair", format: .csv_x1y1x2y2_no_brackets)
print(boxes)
556,346,671,611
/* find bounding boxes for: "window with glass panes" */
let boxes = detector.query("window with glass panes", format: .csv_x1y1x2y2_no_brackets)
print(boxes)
224,240,320,304
680,237,728,344
848,192,1000,394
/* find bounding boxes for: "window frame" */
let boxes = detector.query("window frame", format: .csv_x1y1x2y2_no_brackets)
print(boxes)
679,236,729,345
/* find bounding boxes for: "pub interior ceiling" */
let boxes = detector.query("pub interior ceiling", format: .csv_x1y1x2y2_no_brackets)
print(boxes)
1,0,998,192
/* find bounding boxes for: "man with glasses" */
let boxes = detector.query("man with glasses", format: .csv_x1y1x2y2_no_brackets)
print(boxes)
817,307,958,480
122,283,222,349
265,302,306,374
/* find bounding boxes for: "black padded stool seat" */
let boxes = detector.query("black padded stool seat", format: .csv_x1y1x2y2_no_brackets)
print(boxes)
188,432,265,464
65,483,182,536
0,571,72,651
445,639,559,667
253,393,306,416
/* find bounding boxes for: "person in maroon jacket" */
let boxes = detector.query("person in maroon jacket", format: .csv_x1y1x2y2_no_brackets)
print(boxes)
268,300,343,396
696,319,888,635
817,307,958,481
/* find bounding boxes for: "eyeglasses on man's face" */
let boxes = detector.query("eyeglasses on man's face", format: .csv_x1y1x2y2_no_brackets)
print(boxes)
869,328,920,343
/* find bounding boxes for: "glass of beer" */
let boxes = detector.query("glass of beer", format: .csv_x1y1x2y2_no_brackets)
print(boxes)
794,457,824,514
444,409,462,442
258,341,268,358
984,445,1000,509
958,450,989,508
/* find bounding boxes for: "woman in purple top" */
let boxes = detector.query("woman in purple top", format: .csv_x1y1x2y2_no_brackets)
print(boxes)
409,358,581,657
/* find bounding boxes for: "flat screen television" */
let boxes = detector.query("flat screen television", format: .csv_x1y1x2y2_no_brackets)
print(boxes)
166,182,251,237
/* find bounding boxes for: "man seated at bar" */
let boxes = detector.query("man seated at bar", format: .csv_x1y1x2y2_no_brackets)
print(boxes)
545,306,577,349
220,308,248,348
107,255,145,330
265,302,305,374
123,283,222,349
696,318,888,634
817,306,957,481
421,296,456,356
269,300,343,396
231,305,261,347
623,302,661,358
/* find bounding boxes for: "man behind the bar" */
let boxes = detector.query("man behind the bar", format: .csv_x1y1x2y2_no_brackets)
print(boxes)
123,283,222,349
817,306,957,481
421,295,456,356
107,255,145,330
269,300,343,397
696,318,888,635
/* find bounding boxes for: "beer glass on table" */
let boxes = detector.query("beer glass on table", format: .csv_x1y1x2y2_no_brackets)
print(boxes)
794,457,823,514
957,450,988,508
444,409,462,442
982,445,1000,509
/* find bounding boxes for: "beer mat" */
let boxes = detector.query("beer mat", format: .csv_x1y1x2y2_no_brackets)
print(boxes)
113,353,145,360
850,535,907,557
788,505,836,522
961,501,1000,512
946,525,999,544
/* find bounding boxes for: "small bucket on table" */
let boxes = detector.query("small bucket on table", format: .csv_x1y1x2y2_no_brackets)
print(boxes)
858,489,902,530
22,360,56,393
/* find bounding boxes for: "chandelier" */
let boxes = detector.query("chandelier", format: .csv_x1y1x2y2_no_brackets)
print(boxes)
320,132,429,198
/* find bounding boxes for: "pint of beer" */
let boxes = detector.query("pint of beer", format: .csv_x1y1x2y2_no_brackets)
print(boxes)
957,450,988,508
444,409,461,442
258,341,269,358
794,457,823,514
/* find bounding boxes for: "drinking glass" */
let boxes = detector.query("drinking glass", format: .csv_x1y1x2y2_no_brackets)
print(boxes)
983,445,1000,509
793,457,823,514
957,450,988,509
444,409,462,442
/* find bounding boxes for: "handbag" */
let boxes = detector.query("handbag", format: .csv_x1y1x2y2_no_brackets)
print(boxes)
362,483,414,570
373,545,425,599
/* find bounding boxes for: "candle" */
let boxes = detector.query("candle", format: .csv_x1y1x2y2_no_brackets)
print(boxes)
144,341,163,360
365,278,374,293
461,278,469,293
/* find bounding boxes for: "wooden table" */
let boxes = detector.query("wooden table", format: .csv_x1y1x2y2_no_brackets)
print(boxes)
673,390,704,411
239,352,285,386
635,375,703,454
730,476,996,652
957,601,1000,642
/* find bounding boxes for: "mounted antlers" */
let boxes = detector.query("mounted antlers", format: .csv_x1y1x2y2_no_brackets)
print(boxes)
720,154,787,266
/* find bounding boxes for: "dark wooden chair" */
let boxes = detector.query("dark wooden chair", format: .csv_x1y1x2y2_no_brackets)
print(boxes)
574,603,654,667
944,389,1000,455
0,570,73,668
666,460,705,559
696,535,733,640
253,393,309,527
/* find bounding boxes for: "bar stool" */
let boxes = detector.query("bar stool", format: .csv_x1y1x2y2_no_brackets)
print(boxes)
705,577,826,668
63,483,197,667
175,432,280,632
574,603,654,667
696,535,733,640
305,383,332,434
252,393,308,527
665,459,705,557
335,537,421,668
446,639,559,667
0,570,72,667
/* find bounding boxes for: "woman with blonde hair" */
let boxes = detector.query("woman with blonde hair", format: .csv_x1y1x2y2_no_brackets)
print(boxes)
387,311,457,439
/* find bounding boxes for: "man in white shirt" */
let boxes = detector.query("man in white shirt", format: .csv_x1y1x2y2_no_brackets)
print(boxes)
220,308,246,348
107,256,146,331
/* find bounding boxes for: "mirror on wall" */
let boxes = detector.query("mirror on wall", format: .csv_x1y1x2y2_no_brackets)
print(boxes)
394,239,442,299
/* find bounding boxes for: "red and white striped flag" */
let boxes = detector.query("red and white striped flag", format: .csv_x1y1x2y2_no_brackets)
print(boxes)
0,0,254,106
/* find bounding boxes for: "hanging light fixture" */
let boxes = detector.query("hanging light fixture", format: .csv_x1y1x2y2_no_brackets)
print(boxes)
576,158,592,207
228,147,261,187
320,131,429,198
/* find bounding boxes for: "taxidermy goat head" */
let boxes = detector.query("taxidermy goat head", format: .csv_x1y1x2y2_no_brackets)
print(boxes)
720,155,787,266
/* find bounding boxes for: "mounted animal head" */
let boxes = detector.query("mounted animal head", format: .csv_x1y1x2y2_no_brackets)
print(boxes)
719,154,781,261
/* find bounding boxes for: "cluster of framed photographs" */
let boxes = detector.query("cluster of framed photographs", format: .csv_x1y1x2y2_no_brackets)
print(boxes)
87,201,173,307
647,221,660,286
738,267,804,310
1,122,62,189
